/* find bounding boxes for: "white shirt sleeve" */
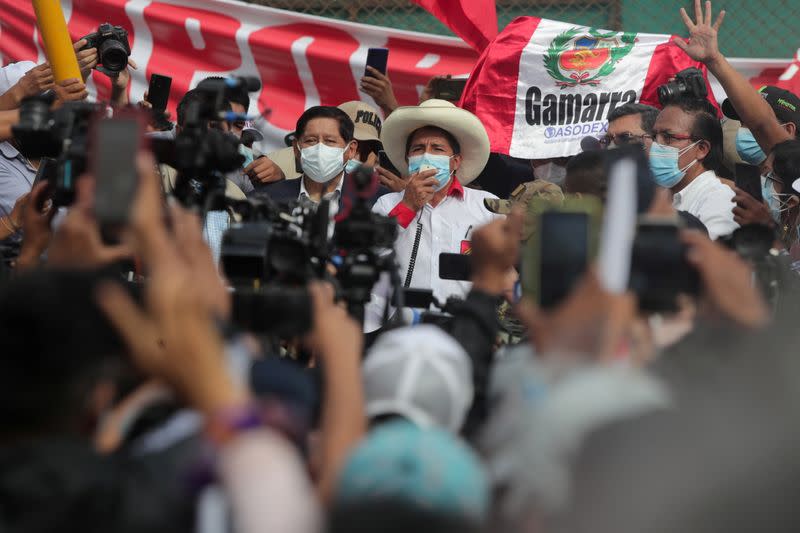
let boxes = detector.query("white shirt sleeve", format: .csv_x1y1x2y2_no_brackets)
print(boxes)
699,185,739,240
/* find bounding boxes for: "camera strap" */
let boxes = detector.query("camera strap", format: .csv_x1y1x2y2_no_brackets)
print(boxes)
403,211,424,288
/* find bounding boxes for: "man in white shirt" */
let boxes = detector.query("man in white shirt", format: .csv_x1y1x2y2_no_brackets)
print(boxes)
365,99,502,331
648,97,738,240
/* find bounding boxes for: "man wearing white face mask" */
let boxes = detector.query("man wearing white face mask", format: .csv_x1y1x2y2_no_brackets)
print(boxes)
364,99,504,332
648,97,738,240
253,106,387,211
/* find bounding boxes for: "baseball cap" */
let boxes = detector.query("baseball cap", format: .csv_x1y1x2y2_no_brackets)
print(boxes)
722,86,800,129
363,325,473,433
0,61,37,96
484,180,566,241
336,419,490,522
338,100,382,142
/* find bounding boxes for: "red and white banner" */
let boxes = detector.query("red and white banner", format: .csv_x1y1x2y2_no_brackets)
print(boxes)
0,0,478,150
0,1,793,154
460,17,720,159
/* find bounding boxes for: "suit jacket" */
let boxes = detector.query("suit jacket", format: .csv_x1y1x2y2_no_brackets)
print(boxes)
251,175,390,211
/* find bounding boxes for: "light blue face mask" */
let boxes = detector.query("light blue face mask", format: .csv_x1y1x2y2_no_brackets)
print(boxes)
239,144,255,169
736,128,767,165
648,141,698,188
408,153,454,191
345,158,361,175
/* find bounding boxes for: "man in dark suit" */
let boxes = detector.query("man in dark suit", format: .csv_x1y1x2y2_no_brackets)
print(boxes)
252,106,388,212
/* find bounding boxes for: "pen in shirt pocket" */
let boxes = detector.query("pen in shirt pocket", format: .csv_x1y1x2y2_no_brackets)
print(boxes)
464,225,473,240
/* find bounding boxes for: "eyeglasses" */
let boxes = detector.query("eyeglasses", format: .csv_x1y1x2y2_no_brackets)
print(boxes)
653,131,694,146
598,132,653,148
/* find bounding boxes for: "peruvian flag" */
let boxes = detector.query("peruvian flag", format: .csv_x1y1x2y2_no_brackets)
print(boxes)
460,17,715,159
411,0,498,52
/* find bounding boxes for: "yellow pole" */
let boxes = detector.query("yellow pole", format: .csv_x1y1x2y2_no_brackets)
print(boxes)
32,0,82,82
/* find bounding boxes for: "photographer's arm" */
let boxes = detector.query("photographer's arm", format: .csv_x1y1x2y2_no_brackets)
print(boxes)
448,212,522,436
675,0,791,151
306,282,366,505
0,109,20,142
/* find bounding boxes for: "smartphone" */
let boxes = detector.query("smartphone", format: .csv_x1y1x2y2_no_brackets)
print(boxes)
33,157,58,187
629,218,700,312
521,211,590,309
32,157,58,208
92,115,143,227
439,252,472,281
734,163,763,203
432,77,468,102
365,48,389,77
147,74,172,112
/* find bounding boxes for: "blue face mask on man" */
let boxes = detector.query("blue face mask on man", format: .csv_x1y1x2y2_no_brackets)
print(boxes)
345,158,362,175
735,128,767,165
408,153,454,191
648,141,699,188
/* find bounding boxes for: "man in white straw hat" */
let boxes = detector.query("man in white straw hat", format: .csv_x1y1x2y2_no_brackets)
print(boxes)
364,99,505,331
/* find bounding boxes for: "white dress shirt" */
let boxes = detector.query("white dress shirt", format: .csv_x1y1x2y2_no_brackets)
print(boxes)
672,170,738,240
364,182,502,331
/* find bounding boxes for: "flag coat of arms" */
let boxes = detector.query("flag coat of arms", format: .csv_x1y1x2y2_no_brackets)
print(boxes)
460,17,715,159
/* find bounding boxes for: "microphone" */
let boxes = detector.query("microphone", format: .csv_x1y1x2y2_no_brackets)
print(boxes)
580,135,602,152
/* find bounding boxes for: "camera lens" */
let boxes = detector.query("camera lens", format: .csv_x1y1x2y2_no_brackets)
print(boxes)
99,39,129,73
657,83,675,106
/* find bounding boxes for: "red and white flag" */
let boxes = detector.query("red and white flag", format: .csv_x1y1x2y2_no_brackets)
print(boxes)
411,0,498,52
460,17,716,159
777,48,800,96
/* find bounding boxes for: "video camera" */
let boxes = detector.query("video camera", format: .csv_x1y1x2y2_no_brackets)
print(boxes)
221,164,398,334
12,93,104,207
657,67,707,106
80,23,131,75
151,77,261,209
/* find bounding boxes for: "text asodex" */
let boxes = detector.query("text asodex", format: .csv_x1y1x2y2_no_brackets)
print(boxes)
525,87,637,126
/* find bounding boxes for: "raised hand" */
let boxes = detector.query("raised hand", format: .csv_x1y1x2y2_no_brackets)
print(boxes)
360,66,399,115
674,0,726,65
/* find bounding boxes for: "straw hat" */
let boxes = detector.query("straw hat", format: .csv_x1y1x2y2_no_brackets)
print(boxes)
380,99,490,185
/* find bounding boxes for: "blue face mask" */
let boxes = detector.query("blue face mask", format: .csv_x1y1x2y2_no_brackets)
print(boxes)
763,173,795,224
239,144,255,169
408,153,453,191
345,158,361,175
648,141,699,188
735,128,767,165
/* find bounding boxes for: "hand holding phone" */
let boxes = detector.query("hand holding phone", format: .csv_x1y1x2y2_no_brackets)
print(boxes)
146,74,172,112
364,48,389,77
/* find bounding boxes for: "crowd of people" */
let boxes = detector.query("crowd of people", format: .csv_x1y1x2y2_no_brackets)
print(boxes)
2,1,800,531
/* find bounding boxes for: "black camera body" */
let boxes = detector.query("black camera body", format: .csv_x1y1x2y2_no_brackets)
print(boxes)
81,23,131,74
12,94,103,207
657,67,708,106
220,166,398,331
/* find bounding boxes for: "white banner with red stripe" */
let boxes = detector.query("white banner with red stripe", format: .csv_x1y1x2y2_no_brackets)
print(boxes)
0,1,793,153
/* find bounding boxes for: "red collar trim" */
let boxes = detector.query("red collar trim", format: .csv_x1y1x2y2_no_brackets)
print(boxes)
447,177,464,199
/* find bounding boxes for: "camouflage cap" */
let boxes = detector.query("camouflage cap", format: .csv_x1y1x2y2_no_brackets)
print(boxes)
484,180,565,214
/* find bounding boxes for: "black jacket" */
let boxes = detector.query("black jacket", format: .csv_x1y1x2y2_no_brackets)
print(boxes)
251,175,389,210
0,434,202,533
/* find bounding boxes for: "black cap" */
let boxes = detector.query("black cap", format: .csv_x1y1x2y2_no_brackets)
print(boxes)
722,85,800,129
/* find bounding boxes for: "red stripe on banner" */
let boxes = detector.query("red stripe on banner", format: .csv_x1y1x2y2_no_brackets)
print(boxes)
144,3,244,119
0,1,39,63
460,16,540,154
640,37,719,115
